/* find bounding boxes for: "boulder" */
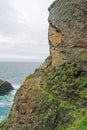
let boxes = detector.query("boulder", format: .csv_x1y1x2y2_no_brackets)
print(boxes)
0,80,14,96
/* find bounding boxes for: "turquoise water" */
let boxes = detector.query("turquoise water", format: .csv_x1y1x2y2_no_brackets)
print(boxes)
0,62,41,122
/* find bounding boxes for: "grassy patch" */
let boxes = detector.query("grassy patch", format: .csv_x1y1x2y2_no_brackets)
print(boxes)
42,63,87,104
41,63,87,129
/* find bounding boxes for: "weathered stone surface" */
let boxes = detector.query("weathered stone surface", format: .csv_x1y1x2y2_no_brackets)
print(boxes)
0,80,14,96
48,0,87,70
0,0,87,130
41,56,52,70
0,75,75,129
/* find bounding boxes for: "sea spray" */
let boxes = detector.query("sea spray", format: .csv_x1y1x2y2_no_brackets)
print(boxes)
0,62,41,122
0,84,20,122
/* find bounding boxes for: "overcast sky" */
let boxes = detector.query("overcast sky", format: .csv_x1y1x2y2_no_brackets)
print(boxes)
0,0,53,62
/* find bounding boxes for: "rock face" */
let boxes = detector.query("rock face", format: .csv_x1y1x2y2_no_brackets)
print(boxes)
0,0,87,130
0,80,14,96
48,0,87,70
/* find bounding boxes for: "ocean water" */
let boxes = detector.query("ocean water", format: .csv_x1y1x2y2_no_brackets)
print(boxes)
0,62,41,122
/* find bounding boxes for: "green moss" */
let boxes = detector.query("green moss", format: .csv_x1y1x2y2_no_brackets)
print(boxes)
42,89,85,129
40,112,49,122
55,125,68,130
76,116,87,130
42,63,87,105
40,63,87,129
66,115,87,130
1,63,87,130
75,78,87,89
75,78,87,99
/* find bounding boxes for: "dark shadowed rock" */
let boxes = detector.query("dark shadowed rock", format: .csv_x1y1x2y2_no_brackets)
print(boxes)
0,80,14,96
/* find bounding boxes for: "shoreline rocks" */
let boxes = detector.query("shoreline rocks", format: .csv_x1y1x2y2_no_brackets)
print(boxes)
0,80,14,96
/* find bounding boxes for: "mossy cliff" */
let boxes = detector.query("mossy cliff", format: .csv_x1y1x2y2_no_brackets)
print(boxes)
0,0,87,130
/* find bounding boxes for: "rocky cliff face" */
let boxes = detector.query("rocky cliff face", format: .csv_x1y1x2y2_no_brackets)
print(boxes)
0,0,87,130
48,0,87,70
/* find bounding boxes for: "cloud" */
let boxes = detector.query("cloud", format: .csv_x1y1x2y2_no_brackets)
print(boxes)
0,0,53,61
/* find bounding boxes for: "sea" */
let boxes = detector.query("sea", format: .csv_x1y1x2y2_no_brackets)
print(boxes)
0,62,41,122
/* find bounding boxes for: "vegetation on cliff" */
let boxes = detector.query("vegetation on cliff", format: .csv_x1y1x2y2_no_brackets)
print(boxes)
0,0,87,129
42,63,87,106
41,63,87,129
0,63,87,130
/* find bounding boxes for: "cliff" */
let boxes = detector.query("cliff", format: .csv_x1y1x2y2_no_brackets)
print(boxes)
0,0,87,130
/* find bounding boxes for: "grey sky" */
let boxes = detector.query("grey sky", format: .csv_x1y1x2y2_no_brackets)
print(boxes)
0,0,53,62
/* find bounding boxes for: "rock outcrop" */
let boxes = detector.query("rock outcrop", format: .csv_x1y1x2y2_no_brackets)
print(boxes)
48,0,87,70
0,80,14,96
0,0,87,130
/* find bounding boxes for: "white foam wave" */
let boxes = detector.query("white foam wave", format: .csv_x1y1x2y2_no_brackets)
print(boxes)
0,84,21,122
0,102,6,106
0,94,13,107
11,84,20,95
13,84,20,90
